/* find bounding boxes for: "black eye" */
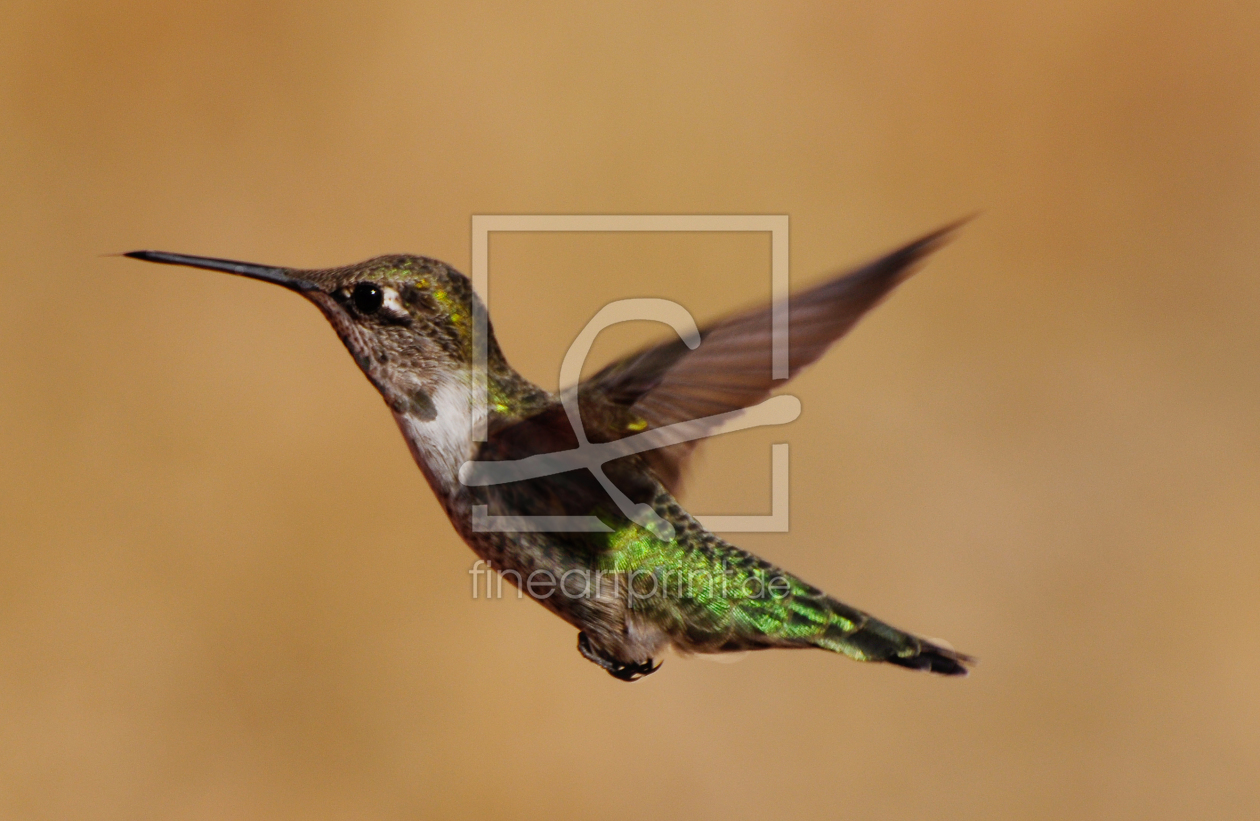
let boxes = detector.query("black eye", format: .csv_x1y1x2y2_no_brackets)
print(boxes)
352,282,384,314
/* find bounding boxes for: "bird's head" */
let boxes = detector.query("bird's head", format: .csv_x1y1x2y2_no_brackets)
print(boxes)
125,250,500,421
124,249,544,492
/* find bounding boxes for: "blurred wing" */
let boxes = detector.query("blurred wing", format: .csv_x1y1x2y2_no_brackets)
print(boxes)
587,221,965,492
488,221,965,495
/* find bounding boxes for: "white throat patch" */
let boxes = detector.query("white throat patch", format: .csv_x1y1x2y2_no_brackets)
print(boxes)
393,377,483,491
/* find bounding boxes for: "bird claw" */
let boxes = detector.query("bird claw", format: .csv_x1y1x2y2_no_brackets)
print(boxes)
577,632,662,682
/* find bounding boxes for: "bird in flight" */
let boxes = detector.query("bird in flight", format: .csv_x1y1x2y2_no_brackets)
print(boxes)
127,221,974,681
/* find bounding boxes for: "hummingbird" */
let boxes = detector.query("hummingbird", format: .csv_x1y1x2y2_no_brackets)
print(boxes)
126,222,974,681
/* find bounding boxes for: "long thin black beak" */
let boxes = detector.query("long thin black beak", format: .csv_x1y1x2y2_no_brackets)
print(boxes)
123,251,320,292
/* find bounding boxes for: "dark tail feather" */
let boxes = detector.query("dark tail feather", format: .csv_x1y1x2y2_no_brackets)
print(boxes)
882,641,974,677
815,597,976,677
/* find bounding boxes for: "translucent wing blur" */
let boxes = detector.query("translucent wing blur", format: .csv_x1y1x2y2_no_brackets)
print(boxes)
488,221,965,495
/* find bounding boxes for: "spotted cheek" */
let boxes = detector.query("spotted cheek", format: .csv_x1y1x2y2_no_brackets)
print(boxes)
310,298,368,359
346,331,379,373
333,320,379,375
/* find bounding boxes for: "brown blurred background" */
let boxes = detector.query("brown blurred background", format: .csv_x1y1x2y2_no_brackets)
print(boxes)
2,2,1259,819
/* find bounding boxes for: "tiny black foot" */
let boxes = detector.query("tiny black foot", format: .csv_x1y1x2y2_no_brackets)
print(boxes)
577,632,662,682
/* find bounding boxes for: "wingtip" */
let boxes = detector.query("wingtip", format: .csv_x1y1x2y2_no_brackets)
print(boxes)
905,213,979,258
847,215,974,292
